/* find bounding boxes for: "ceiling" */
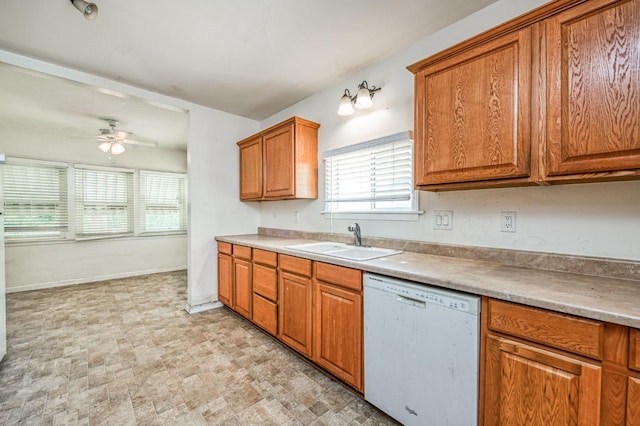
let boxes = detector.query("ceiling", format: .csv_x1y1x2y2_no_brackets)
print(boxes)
0,0,495,150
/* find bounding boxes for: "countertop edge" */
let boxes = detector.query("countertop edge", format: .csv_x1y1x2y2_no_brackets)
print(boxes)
215,234,640,328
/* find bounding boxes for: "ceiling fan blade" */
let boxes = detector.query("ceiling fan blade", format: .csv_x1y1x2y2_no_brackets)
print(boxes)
114,130,131,139
121,138,157,148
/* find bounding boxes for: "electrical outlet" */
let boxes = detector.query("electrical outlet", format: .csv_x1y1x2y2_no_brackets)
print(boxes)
500,211,516,233
294,211,300,223
433,210,453,230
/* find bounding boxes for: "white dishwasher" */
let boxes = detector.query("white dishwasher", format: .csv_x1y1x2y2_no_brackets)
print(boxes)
364,273,481,426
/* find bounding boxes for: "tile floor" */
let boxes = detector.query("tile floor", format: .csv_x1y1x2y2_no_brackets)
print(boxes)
0,271,398,425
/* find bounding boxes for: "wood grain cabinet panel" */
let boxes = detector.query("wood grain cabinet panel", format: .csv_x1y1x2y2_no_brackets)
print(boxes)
233,258,252,319
238,137,263,200
483,334,602,426
488,299,604,359
313,280,363,391
253,293,278,336
217,252,232,306
253,263,277,302
237,117,319,201
412,28,532,186
629,329,640,371
546,0,640,178
278,270,313,357
628,377,640,426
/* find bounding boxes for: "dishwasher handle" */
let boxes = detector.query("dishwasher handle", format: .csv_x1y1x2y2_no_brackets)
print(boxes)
395,294,427,309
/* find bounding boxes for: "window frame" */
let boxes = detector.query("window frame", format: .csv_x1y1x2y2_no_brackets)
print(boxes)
139,170,188,235
322,131,422,221
3,158,70,242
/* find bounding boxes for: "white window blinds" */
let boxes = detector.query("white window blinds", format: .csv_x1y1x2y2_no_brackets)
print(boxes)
3,160,68,240
75,167,134,238
324,132,414,212
139,171,187,233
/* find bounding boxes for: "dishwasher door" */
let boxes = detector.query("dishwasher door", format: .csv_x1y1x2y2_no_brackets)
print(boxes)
364,273,480,426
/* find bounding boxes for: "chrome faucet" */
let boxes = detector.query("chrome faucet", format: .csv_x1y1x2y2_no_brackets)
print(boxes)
347,223,362,246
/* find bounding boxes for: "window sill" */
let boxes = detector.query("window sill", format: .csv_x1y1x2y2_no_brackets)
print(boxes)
5,232,187,247
321,210,424,222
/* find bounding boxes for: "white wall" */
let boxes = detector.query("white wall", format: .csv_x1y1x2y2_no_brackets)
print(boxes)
258,0,640,262
0,51,261,304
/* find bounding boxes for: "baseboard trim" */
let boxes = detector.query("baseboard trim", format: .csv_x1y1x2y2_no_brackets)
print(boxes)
185,301,222,314
5,266,187,293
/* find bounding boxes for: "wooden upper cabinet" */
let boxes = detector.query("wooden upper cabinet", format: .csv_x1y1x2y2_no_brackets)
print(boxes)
546,0,640,179
237,116,319,201
408,0,640,190
412,28,532,186
263,124,295,198
239,136,263,200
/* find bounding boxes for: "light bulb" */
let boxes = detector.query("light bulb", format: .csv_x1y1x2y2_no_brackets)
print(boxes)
110,142,126,155
337,92,354,116
355,86,373,109
98,141,111,153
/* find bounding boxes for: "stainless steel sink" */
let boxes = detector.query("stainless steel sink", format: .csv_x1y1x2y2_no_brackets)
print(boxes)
285,242,402,261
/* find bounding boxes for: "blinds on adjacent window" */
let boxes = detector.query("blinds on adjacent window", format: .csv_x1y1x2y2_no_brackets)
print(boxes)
139,171,187,233
75,167,134,238
324,132,414,212
3,160,68,239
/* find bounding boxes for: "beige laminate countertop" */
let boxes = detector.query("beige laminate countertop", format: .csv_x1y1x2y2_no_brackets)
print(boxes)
215,234,640,328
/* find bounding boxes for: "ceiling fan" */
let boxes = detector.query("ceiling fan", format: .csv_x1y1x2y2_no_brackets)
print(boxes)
96,118,157,155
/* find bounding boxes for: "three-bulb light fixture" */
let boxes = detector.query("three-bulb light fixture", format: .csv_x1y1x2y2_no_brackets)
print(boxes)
98,139,126,155
337,81,381,116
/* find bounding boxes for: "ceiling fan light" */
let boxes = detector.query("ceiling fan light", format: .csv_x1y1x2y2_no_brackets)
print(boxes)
98,141,112,153
110,142,126,155
337,91,355,116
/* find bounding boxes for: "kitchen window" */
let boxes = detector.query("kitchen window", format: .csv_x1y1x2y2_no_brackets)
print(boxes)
139,171,187,234
323,131,421,220
3,159,69,241
75,166,134,238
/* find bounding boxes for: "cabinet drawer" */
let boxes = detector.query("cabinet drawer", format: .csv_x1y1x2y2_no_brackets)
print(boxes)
218,241,232,255
253,249,278,267
253,264,277,302
487,299,604,359
631,329,640,371
279,254,312,277
233,245,252,260
253,294,277,336
315,262,362,292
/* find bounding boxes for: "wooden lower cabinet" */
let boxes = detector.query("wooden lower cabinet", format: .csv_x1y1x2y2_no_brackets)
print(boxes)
278,270,313,357
217,252,232,306
313,280,363,391
233,258,252,319
483,334,601,425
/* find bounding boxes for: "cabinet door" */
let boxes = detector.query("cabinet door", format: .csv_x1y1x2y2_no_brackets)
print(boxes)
629,377,640,426
546,0,640,177
313,282,363,391
239,136,263,200
414,28,532,185
233,258,252,319
263,124,295,198
484,334,602,426
217,253,233,306
278,271,312,357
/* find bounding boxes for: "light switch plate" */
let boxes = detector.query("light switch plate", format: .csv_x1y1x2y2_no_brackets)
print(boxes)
434,210,453,230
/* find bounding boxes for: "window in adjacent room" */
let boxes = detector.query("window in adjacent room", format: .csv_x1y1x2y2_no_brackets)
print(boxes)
323,131,420,219
139,171,187,234
75,166,134,238
3,159,69,240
